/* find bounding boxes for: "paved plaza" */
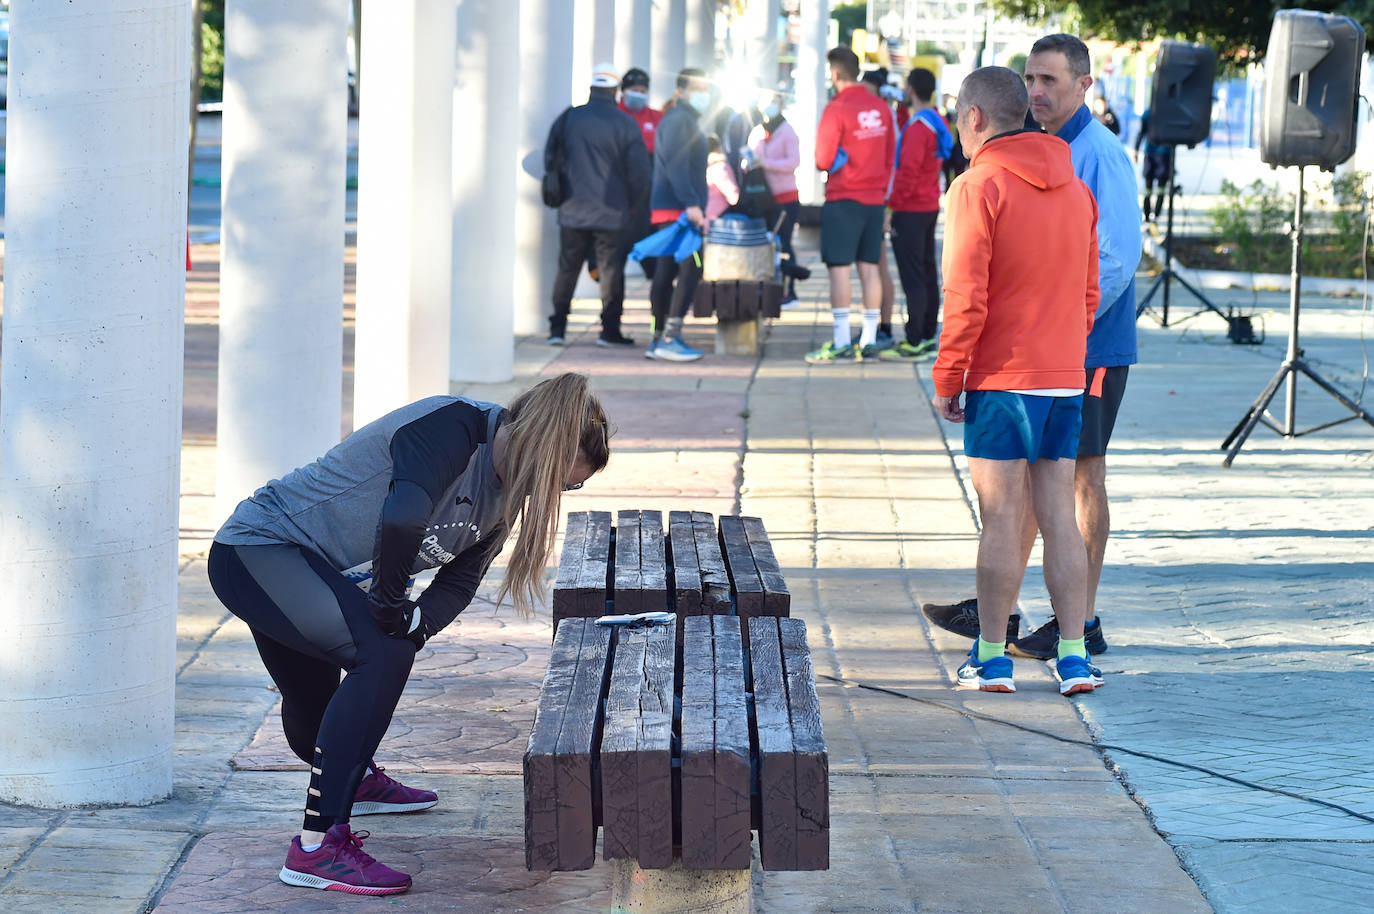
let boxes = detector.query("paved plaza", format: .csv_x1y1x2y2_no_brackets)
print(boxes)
0,231,1372,912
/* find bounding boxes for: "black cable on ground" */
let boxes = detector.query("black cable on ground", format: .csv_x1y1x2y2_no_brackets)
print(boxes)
818,672,1374,828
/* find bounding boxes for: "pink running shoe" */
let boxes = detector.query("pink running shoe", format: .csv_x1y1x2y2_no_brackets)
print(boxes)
352,765,438,816
279,823,411,895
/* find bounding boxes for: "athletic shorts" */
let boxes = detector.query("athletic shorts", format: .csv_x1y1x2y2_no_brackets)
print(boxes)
820,199,885,266
1142,152,1172,184
964,390,1083,463
1078,366,1129,457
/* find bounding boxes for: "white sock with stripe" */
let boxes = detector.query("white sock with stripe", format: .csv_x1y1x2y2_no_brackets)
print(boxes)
831,308,851,349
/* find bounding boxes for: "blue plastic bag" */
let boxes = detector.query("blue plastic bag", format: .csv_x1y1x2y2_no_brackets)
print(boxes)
629,213,701,263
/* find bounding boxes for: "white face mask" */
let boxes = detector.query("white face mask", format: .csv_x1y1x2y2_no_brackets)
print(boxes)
623,90,649,111
687,90,711,113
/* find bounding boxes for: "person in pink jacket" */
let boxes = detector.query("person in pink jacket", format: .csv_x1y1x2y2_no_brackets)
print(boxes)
748,90,809,305
704,135,741,226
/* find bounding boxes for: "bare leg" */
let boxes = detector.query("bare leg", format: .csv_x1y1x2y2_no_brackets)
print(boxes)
1027,456,1087,641
1074,455,1109,621
856,261,883,312
828,264,852,311
968,457,1031,645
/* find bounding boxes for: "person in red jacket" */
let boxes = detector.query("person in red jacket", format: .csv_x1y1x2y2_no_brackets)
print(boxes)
805,46,894,364
930,66,1103,697
882,67,949,362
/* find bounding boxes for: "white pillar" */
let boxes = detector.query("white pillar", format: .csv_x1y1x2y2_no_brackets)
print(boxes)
514,0,575,337
452,0,519,383
354,0,455,427
744,0,781,91
572,0,616,93
616,0,653,74
795,0,830,206
653,0,687,103
0,0,188,807
218,1,348,515
686,0,715,69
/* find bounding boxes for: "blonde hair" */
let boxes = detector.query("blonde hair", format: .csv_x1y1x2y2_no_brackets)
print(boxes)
497,372,610,616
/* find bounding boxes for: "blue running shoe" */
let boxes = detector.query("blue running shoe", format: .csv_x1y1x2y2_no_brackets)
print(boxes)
653,337,704,362
1055,653,1103,695
956,646,1015,692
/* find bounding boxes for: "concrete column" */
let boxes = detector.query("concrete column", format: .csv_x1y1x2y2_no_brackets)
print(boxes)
616,0,653,73
0,0,188,806
218,0,348,515
572,0,616,99
514,0,575,337
451,0,519,382
743,0,781,90
653,0,688,102
795,0,830,205
685,0,715,69
354,0,456,426
611,859,751,913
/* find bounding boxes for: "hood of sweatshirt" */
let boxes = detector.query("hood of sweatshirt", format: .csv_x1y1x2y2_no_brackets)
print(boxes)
968,130,1074,191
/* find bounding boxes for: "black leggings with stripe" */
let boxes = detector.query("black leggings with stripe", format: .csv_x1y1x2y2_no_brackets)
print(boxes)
207,541,416,831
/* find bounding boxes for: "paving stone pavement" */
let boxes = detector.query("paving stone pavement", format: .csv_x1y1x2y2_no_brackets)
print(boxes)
4,233,1372,912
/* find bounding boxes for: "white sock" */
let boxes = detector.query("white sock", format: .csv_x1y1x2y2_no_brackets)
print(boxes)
831,308,851,348
301,841,322,852
858,309,880,347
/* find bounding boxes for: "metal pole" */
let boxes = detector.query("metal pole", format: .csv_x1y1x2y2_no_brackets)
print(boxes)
1285,167,1305,436
1162,146,1176,326
0,0,188,806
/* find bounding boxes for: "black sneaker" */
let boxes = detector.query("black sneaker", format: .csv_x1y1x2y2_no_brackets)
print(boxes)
597,332,636,347
1008,616,1108,660
921,598,1020,643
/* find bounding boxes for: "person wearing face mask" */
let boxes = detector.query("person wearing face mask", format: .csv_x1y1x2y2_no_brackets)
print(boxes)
644,67,712,362
618,67,663,154
748,89,807,307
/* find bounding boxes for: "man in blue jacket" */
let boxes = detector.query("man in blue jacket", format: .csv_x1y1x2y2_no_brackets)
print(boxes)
644,67,712,362
545,63,652,347
924,33,1142,668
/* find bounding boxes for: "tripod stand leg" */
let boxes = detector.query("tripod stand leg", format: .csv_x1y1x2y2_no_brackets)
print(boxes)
1222,361,1293,466
1296,360,1374,429
1135,271,1167,320
1170,272,1230,322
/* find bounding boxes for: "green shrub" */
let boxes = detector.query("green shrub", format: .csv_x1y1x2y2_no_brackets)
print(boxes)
1208,174,1373,278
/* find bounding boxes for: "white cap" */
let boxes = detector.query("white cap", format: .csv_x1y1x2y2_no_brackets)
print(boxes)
591,62,619,88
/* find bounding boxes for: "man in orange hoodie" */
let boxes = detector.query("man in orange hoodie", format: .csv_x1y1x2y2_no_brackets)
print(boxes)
931,66,1103,697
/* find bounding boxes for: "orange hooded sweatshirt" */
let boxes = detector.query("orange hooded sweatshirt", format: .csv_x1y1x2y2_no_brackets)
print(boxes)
932,131,1100,398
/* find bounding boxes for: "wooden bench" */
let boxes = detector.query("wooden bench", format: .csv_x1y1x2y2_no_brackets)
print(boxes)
692,280,784,356
525,512,827,907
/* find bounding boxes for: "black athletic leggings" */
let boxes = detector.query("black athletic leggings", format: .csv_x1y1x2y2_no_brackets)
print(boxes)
207,541,417,832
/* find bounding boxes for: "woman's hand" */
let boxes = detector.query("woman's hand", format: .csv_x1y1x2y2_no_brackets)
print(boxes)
369,596,426,648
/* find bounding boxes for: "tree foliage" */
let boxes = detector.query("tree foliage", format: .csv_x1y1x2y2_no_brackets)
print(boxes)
990,0,1374,62
832,2,867,46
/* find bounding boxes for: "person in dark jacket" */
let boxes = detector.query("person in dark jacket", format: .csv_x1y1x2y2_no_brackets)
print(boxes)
545,63,652,347
645,66,711,362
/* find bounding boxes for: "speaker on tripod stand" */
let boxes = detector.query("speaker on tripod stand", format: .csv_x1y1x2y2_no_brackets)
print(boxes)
1221,8,1374,466
1135,40,1231,328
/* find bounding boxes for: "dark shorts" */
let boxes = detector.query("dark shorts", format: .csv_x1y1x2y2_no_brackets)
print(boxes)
1078,366,1128,456
1142,152,1172,185
821,199,885,266
964,391,1083,463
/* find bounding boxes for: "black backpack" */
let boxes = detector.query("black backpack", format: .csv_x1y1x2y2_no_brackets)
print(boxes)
733,164,775,220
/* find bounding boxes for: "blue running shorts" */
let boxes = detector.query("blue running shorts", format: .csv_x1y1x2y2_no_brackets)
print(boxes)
963,391,1083,463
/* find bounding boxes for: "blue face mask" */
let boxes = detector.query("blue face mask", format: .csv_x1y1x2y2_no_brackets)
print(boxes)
622,90,649,112
763,102,780,119
687,91,711,113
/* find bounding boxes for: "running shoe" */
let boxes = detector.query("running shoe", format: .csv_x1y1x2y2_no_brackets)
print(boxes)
860,343,887,360
545,335,565,346
1008,616,1109,660
596,332,636,347
878,341,925,361
279,823,411,896
779,293,801,310
352,765,438,816
804,342,857,364
644,339,660,359
1054,653,1104,695
653,337,705,362
956,646,1015,692
922,598,1021,642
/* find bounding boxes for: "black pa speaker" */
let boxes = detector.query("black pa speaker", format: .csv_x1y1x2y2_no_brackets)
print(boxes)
1261,9,1365,170
1148,41,1218,147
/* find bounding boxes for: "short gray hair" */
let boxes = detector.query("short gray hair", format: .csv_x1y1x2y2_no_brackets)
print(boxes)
1029,34,1091,79
958,66,1029,135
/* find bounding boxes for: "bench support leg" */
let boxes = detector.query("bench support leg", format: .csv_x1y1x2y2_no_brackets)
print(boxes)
714,318,760,356
610,858,752,913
